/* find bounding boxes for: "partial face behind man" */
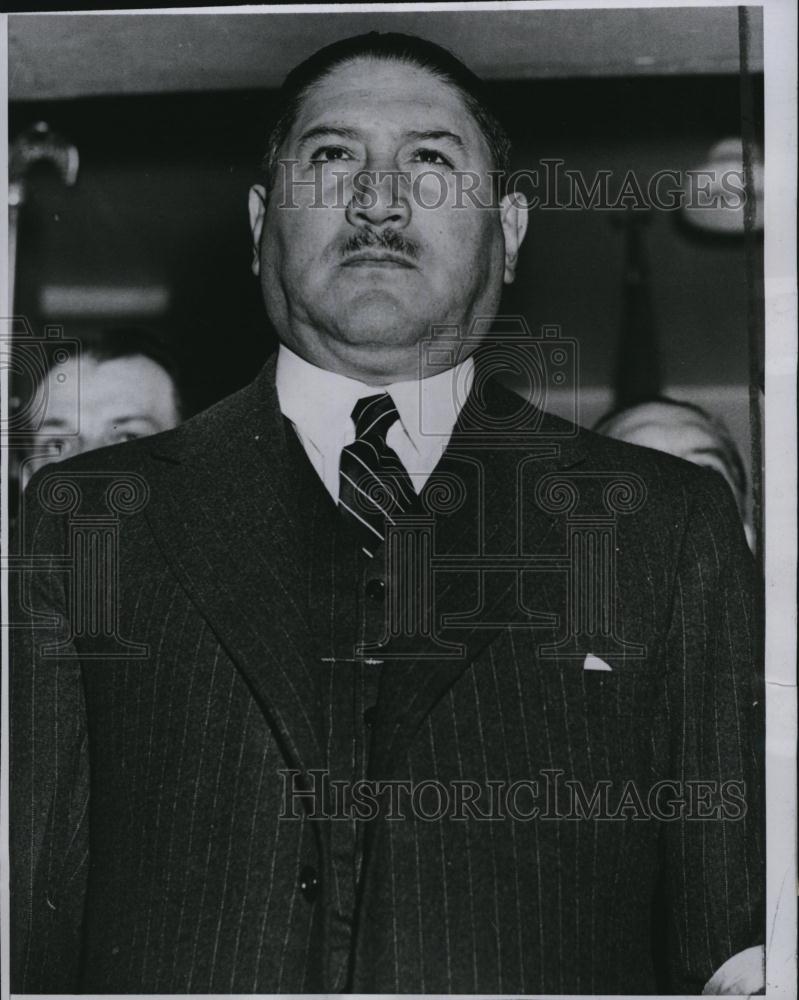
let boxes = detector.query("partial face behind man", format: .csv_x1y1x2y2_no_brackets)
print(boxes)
249,55,527,382
22,353,181,488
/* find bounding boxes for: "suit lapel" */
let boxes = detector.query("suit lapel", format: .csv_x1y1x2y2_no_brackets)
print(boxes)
141,356,325,776
369,378,588,780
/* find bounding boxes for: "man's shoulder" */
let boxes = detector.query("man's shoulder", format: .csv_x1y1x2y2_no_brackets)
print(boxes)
493,381,724,489
581,415,739,515
485,381,743,529
20,368,273,526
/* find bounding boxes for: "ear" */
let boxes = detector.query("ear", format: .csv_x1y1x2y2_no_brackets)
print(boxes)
248,184,267,276
499,191,529,284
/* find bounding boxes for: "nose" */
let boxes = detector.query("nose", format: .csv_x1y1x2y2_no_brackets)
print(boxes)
345,167,411,230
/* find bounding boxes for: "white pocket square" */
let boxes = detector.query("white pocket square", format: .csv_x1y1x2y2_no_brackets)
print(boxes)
583,653,612,672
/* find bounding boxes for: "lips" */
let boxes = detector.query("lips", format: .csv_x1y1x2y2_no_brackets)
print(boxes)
340,252,416,268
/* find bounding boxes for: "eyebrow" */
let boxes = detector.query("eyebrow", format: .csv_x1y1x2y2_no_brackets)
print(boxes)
295,125,466,149
405,129,465,149
111,416,160,427
296,125,362,147
39,415,160,433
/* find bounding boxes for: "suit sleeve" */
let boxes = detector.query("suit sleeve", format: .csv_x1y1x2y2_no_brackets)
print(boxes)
10,475,90,992
660,470,764,993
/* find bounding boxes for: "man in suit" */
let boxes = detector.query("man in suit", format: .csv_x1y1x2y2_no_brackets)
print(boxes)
11,32,763,994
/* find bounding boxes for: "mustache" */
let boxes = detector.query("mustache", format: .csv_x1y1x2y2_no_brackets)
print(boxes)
340,227,420,260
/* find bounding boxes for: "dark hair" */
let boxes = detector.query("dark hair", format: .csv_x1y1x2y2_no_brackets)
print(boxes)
42,326,188,419
262,31,511,193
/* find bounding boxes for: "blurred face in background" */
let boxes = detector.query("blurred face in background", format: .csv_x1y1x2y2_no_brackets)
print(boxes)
23,353,181,488
249,56,527,383
595,400,754,550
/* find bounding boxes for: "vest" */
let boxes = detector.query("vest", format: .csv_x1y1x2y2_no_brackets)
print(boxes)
283,420,390,988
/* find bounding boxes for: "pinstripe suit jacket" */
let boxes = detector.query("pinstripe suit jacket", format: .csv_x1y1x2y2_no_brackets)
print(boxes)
11,356,763,994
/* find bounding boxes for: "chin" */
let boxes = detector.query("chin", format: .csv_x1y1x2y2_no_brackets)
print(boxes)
335,301,427,347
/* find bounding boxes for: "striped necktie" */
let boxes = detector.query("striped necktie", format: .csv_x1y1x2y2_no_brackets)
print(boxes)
338,393,417,557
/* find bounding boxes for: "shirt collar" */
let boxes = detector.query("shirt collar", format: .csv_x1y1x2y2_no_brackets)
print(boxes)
275,344,474,453
388,356,474,455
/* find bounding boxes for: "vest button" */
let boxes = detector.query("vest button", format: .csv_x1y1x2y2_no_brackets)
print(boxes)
299,865,319,902
363,705,378,727
365,578,386,602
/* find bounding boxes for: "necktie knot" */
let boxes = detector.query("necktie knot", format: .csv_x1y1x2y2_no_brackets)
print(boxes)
351,393,399,445
340,392,415,557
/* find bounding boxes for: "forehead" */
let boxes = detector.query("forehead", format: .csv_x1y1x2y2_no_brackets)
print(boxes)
43,355,174,419
290,56,484,143
618,407,720,452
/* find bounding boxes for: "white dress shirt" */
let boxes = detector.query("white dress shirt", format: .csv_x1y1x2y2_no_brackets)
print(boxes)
276,344,475,503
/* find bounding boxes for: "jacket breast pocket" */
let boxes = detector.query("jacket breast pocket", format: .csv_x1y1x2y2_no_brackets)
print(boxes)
532,649,661,763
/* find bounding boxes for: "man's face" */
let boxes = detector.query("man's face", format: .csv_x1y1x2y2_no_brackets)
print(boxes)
249,57,527,382
23,354,181,486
